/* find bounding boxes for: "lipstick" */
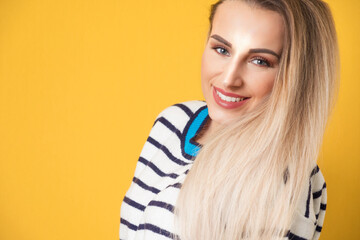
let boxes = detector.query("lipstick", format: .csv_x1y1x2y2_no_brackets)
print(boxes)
212,86,250,109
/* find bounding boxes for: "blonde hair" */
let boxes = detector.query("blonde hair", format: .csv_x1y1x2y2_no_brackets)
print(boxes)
174,0,339,239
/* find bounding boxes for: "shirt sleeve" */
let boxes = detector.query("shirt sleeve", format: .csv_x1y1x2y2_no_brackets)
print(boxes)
311,168,327,240
288,166,327,240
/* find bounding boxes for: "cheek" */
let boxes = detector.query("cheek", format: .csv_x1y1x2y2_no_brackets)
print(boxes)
201,51,211,81
200,51,213,93
201,50,219,85
249,72,276,98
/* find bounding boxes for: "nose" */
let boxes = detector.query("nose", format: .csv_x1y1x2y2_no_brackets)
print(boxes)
222,59,244,89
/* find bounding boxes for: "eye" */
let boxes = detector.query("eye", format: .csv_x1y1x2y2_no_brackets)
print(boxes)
213,47,230,56
251,57,272,67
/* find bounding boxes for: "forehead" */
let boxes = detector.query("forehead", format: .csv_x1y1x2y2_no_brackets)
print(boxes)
211,1,285,51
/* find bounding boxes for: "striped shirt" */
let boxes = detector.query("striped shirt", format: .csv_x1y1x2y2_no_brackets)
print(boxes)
120,100,327,240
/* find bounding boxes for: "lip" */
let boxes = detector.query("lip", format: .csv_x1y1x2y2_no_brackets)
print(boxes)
213,86,248,98
212,86,250,109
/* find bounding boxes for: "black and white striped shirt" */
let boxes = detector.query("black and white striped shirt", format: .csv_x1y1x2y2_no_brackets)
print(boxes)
120,100,327,240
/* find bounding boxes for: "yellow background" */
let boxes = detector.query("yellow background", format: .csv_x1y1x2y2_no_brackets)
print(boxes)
0,0,359,239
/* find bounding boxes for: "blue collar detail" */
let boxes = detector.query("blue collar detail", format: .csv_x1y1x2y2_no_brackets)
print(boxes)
184,107,209,157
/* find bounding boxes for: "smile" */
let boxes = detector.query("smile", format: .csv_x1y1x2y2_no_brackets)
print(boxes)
212,86,250,109
216,90,245,102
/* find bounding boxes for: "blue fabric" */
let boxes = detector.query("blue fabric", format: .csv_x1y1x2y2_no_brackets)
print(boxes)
184,107,208,157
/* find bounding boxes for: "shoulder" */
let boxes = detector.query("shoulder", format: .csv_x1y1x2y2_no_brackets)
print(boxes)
296,166,327,221
153,100,207,130
308,165,327,225
155,100,207,120
309,166,327,238
290,165,327,239
310,166,327,197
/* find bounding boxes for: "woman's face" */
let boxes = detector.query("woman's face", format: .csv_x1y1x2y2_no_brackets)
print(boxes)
201,1,285,127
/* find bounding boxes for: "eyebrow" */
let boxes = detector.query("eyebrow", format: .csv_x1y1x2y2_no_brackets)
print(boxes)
210,34,232,47
249,48,281,59
210,34,281,59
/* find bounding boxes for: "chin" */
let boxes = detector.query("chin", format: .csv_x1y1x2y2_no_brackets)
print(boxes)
208,106,235,126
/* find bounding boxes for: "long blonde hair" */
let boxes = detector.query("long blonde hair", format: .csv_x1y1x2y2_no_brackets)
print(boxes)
174,0,339,239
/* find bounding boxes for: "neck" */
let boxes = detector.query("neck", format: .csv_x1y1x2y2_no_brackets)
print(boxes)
194,118,220,145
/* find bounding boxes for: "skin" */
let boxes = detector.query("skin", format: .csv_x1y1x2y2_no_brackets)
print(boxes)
197,0,285,143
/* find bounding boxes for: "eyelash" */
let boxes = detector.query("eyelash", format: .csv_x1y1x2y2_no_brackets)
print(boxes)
212,46,273,68
250,56,273,68
212,46,230,56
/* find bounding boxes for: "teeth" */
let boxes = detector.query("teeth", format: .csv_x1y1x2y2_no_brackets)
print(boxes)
216,90,246,102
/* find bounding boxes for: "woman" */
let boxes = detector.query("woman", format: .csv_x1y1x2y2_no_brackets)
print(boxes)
120,0,338,239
